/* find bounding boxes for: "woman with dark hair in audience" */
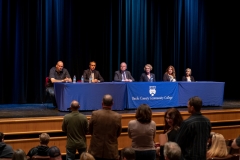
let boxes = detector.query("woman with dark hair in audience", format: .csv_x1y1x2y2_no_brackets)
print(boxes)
158,108,183,160
163,65,176,82
207,133,228,159
12,149,27,160
139,64,156,82
128,104,156,160
182,68,195,82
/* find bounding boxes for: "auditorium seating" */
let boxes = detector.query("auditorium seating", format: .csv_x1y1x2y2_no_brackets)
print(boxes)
1,109,240,155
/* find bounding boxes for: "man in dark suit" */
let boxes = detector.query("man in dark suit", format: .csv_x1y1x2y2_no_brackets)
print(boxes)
114,62,134,82
83,61,104,83
88,94,122,160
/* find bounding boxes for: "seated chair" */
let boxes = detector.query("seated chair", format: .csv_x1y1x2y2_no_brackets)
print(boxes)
207,154,233,160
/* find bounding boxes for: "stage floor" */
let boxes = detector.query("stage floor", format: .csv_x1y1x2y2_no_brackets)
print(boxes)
0,99,240,118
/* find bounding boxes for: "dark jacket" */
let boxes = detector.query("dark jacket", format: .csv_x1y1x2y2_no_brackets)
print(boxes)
0,142,14,158
27,145,49,158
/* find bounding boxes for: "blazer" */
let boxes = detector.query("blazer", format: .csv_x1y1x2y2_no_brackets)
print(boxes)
88,109,122,159
163,73,176,81
139,73,156,82
83,69,104,82
114,70,135,81
182,76,195,82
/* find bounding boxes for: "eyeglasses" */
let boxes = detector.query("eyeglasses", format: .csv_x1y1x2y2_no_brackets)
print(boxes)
165,117,173,120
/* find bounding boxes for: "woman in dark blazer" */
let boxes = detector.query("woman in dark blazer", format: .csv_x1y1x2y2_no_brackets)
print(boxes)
182,68,195,82
139,64,156,82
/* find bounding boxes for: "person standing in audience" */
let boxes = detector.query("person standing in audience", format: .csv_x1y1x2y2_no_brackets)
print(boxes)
83,61,104,83
121,147,135,160
128,104,156,160
114,62,135,82
12,149,27,160
232,136,240,149
163,142,181,160
46,61,72,107
0,132,14,158
88,94,122,160
139,64,156,82
158,108,183,160
175,96,211,160
206,133,228,158
163,65,176,82
62,100,88,160
27,133,50,158
182,68,195,82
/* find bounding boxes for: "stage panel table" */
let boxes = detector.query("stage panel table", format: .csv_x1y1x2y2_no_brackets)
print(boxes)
126,82,179,109
178,81,225,106
54,82,127,111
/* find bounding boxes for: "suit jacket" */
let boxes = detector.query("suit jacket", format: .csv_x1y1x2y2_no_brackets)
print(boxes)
182,76,195,82
83,69,104,82
114,70,135,81
139,73,156,82
163,73,176,81
88,109,122,159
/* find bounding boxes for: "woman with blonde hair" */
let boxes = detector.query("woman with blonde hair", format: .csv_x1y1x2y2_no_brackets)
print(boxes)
80,152,95,160
207,133,228,158
12,149,27,160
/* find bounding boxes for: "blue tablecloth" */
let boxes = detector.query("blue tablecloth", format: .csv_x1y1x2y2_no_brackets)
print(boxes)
54,81,225,111
54,82,127,111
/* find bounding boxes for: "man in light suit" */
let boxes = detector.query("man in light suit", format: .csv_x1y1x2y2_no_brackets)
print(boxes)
114,62,134,82
88,94,122,160
83,61,104,83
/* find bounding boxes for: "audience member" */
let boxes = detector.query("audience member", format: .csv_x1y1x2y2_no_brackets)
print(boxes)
26,133,50,158
139,64,156,82
46,61,72,106
158,108,183,160
206,133,228,158
163,142,181,160
62,100,88,160
83,61,104,83
182,68,195,82
163,65,176,82
79,152,95,160
175,96,211,160
232,136,240,149
48,146,62,160
128,104,156,160
121,147,135,160
12,149,27,160
114,62,134,82
88,94,122,160
0,132,14,158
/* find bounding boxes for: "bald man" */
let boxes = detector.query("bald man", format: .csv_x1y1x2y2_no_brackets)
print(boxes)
46,61,72,106
88,94,122,160
62,100,88,160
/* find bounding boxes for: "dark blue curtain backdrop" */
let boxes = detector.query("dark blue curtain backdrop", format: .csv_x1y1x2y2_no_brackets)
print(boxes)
0,0,239,103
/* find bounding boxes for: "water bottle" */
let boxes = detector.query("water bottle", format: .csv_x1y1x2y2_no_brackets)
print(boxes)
81,75,84,83
89,77,92,83
73,75,76,83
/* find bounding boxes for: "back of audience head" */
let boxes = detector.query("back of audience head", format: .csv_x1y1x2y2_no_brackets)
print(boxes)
135,104,152,124
12,149,27,160
0,132,4,142
48,146,62,160
121,147,135,160
164,108,183,132
164,142,181,160
80,152,95,160
188,96,202,113
39,133,50,145
207,133,228,158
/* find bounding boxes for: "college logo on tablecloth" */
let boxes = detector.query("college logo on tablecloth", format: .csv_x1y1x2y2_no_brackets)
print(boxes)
149,86,156,96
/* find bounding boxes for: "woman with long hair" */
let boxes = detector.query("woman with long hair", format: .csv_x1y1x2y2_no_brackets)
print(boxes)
163,65,176,82
207,133,228,158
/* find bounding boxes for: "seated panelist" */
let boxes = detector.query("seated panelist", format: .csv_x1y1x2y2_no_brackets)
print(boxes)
163,65,176,82
83,61,104,83
114,62,134,82
139,64,156,82
182,68,195,82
